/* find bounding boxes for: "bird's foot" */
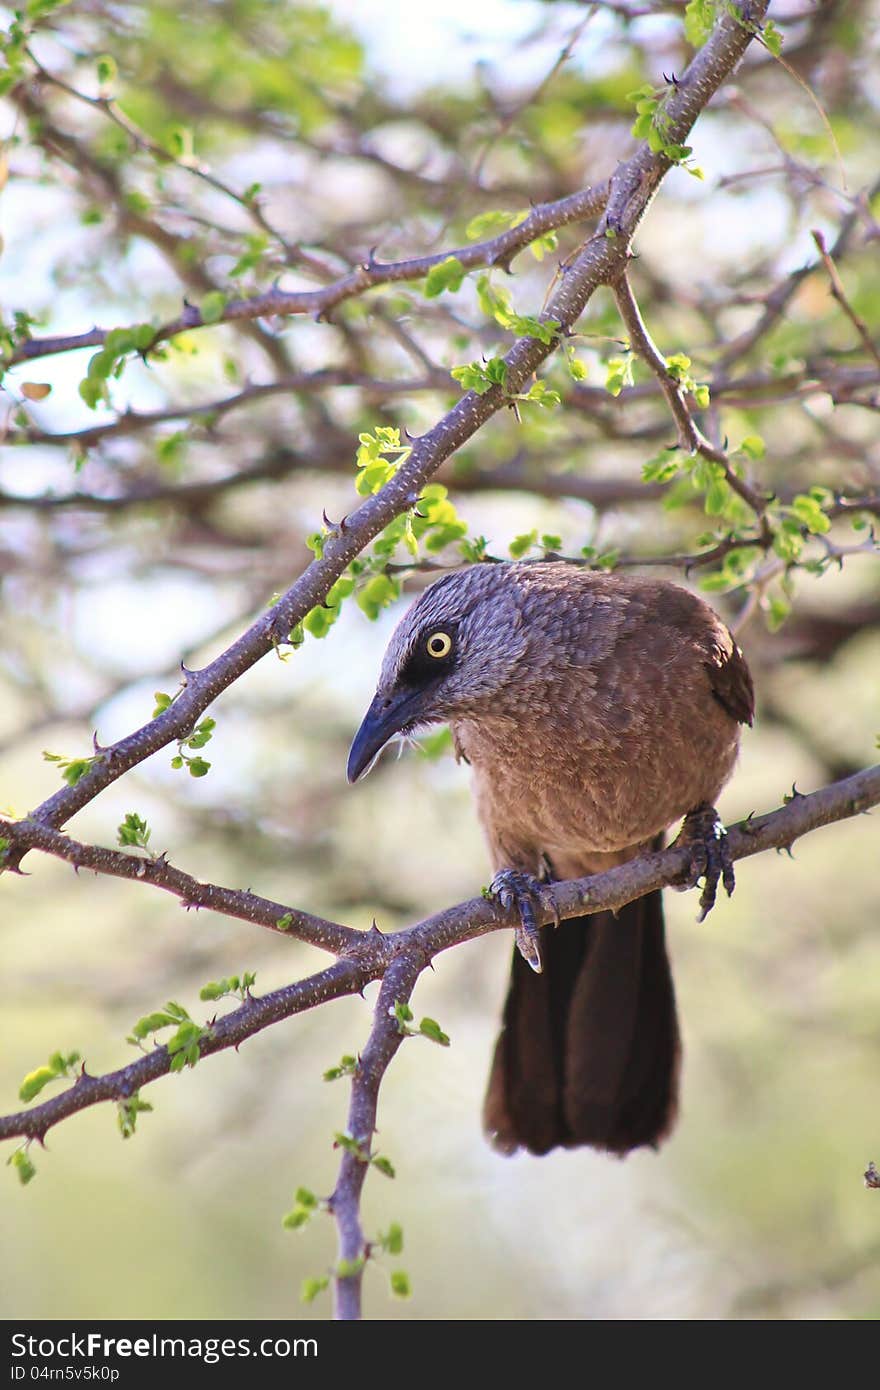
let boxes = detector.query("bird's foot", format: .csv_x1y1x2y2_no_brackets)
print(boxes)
489,870,555,974
671,803,735,922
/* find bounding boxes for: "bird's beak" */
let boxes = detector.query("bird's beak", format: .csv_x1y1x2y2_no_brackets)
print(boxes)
347,687,423,783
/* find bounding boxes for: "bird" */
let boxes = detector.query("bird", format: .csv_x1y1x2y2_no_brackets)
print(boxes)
347,561,754,1157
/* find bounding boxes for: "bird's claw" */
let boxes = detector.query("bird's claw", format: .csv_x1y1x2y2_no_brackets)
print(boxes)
489,870,552,974
671,803,735,922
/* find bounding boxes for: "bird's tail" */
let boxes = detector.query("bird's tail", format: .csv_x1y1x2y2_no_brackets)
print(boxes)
483,890,680,1157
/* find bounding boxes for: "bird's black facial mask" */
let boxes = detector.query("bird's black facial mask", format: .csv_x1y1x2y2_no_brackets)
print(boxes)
347,626,457,782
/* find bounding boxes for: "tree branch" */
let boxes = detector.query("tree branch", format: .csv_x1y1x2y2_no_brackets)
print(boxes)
613,272,770,518
3,761,877,1148
329,953,425,1321
0,817,360,956
6,185,608,368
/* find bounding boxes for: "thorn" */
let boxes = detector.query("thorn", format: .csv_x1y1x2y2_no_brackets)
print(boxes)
662,71,679,86
339,514,349,533
91,729,108,754
321,509,337,531
370,919,384,936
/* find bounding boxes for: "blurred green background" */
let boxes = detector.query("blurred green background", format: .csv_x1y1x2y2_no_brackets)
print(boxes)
1,0,879,1320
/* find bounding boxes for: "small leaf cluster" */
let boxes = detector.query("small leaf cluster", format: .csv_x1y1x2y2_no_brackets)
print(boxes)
117,1092,153,1140
8,1147,37,1186
19,1049,82,1103
665,352,710,408
117,811,152,854
684,0,716,47
465,207,557,260
78,324,156,410
230,233,269,281
127,1001,210,1072
391,1001,450,1047
42,750,102,787
604,352,635,396
475,274,560,345
627,85,704,178
334,1131,396,1178
199,972,256,1002
323,1053,358,1082
354,426,412,496
282,1185,322,1231
450,356,509,395
171,717,215,778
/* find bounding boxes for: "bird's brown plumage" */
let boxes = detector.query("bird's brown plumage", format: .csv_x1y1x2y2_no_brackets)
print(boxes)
348,561,754,1156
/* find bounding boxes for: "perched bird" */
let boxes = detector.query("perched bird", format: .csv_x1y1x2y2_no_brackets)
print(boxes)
347,562,754,1156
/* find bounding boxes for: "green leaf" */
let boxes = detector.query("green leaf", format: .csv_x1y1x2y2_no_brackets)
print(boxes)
604,354,635,396
300,1276,329,1303
642,449,682,483
323,1054,358,1081
200,291,227,325
704,479,730,516
117,1093,152,1139
790,494,831,534
9,1149,36,1186
419,1017,450,1047
371,1155,396,1179
465,209,517,240
390,1270,411,1298
19,1066,61,1103
684,0,716,47
509,530,538,559
424,255,466,298
276,913,294,932
381,1222,404,1255
740,434,765,460
762,19,784,56
117,811,151,850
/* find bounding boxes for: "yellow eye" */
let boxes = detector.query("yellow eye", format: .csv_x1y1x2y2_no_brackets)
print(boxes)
425,631,453,659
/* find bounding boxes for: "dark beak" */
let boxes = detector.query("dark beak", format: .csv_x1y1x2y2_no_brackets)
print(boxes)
347,687,423,783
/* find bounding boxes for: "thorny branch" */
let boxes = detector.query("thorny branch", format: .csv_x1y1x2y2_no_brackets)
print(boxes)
612,272,771,521
3,758,879,1146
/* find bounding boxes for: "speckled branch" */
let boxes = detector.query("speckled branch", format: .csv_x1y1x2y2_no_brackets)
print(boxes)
329,953,426,1321
3,762,876,1149
7,184,608,369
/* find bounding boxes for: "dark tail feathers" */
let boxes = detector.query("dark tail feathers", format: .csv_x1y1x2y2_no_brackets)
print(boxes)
483,891,680,1157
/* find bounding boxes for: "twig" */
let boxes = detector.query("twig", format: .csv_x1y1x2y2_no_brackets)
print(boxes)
613,272,770,519
811,229,880,371
0,818,360,956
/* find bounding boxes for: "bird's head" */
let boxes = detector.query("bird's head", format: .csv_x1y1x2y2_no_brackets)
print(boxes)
347,563,528,782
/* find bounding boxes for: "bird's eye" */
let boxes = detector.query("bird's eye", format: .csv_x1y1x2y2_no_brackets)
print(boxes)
425,631,453,659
